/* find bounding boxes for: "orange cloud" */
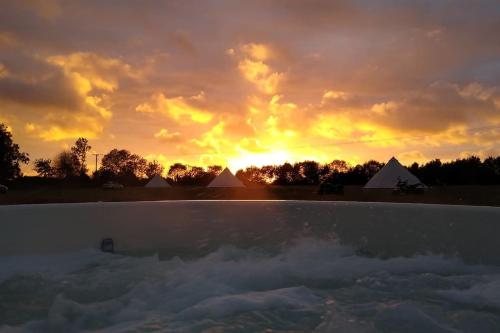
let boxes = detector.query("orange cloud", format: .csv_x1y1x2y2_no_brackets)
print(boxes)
190,121,226,151
241,43,274,61
0,52,140,142
136,93,213,124
236,43,285,94
398,150,428,165
154,128,182,142
238,59,284,94
47,52,141,94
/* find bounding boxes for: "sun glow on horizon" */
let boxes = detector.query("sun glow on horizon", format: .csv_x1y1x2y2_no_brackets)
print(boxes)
228,150,291,173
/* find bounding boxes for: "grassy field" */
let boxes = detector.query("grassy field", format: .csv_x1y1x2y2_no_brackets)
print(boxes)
0,185,499,206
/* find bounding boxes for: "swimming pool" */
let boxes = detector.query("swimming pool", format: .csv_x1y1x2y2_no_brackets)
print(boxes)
1,201,499,332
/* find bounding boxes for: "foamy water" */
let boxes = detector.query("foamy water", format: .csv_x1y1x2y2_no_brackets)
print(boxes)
1,239,500,332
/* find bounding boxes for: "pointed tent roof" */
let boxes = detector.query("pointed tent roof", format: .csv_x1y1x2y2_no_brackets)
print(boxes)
145,174,170,188
207,167,245,187
364,157,425,189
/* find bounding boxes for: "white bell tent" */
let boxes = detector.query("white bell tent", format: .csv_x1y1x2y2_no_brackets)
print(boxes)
145,175,170,188
207,168,245,188
364,157,425,189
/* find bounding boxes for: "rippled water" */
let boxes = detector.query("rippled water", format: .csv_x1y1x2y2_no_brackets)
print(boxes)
1,239,500,332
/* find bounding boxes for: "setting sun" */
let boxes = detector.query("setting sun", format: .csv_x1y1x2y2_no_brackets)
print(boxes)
228,150,291,173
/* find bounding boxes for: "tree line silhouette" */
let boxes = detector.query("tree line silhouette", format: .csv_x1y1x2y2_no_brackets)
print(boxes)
1,124,500,187
235,157,500,186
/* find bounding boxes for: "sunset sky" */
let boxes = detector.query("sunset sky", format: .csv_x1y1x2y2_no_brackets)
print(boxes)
1,1,500,173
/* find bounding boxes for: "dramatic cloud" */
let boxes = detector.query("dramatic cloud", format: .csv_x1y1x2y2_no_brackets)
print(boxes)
0,51,139,142
0,0,499,171
136,92,213,124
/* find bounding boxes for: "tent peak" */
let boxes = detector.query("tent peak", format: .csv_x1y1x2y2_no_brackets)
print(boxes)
145,174,170,188
208,168,245,188
364,157,424,189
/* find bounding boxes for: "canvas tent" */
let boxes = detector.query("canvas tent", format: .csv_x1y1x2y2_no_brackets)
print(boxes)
145,175,170,188
207,168,245,187
364,157,425,189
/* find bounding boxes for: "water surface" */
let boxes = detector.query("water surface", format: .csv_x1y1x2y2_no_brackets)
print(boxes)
1,238,500,332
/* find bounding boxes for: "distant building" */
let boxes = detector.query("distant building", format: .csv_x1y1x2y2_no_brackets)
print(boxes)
207,167,245,187
364,157,425,189
145,175,170,188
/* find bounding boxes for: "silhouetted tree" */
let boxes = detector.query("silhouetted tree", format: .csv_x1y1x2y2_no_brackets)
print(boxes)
33,158,54,178
0,123,29,182
168,163,188,182
145,160,164,178
409,162,419,175
274,162,294,185
260,165,277,183
235,156,500,187
483,156,500,184
166,163,218,185
363,160,384,179
187,166,211,185
417,159,443,185
98,149,147,183
237,166,269,185
295,161,320,185
329,160,350,173
71,138,91,176
207,165,223,175
53,151,79,179
318,160,351,184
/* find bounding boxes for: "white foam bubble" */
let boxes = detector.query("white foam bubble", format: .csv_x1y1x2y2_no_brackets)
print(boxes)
1,239,499,332
438,278,500,310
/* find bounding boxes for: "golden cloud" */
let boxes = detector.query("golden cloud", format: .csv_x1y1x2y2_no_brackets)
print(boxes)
136,92,213,124
322,90,348,102
47,52,141,93
190,121,226,151
241,43,274,61
236,43,285,95
23,112,105,141
370,101,398,116
154,128,182,142
311,113,357,140
0,52,140,141
397,150,428,165
238,59,284,94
